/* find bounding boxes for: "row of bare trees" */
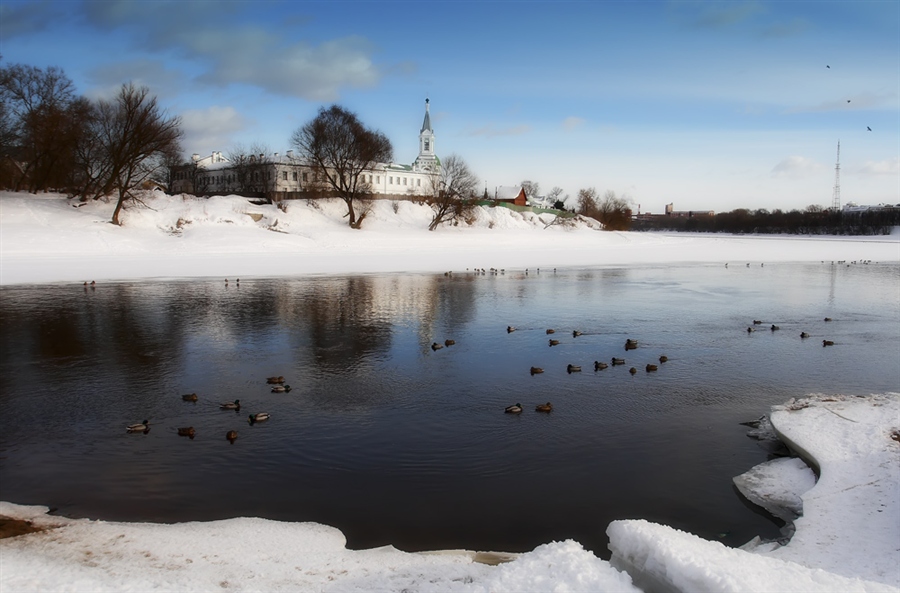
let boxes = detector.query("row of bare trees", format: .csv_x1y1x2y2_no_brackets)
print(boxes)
1,62,182,224
576,187,632,230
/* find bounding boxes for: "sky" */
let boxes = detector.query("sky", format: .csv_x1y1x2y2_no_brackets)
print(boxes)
1,0,898,214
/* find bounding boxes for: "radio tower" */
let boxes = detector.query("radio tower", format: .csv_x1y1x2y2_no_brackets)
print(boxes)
831,141,841,211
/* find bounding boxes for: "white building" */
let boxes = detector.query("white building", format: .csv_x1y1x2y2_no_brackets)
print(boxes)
171,100,440,200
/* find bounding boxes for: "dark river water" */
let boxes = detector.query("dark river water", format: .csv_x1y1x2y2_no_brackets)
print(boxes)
1,262,898,558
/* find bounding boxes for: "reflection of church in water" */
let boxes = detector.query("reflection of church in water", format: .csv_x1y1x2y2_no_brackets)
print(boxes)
171,99,440,199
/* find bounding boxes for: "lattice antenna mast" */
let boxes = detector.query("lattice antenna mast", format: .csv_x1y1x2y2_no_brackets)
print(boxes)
831,141,841,211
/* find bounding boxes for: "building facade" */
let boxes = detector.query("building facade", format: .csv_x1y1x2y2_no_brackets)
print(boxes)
171,100,440,200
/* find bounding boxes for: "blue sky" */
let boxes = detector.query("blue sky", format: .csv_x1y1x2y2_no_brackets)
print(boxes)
1,0,897,213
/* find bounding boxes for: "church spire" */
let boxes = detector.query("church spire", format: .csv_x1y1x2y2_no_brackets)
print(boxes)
414,97,437,172
421,98,432,133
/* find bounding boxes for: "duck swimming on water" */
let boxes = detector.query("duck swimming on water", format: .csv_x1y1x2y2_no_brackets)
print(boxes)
127,420,150,433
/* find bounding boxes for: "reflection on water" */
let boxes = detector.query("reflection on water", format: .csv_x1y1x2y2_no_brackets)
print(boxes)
1,263,898,557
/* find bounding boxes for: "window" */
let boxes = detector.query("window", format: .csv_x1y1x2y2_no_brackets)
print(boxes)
417,179,421,187
302,172,308,182
293,172,297,181
389,176,393,184
376,176,380,184
424,140,430,151
282,171,287,180
403,177,407,185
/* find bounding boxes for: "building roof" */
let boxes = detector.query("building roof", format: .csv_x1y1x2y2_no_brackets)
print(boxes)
495,186,524,200
421,98,432,133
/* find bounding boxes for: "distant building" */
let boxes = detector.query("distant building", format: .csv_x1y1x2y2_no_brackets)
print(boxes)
494,186,528,206
171,99,441,200
842,202,900,213
663,203,715,218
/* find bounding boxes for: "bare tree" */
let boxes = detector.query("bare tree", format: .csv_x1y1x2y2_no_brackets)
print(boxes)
596,190,632,231
576,187,600,219
426,154,478,231
546,186,566,210
91,83,182,225
0,63,85,192
521,179,540,201
290,105,392,228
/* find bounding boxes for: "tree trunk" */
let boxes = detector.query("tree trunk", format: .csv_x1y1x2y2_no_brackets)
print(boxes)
344,197,357,227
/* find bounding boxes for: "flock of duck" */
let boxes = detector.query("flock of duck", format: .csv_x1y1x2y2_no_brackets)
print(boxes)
125,375,286,442
498,328,670,415
746,318,837,346
498,312,841,414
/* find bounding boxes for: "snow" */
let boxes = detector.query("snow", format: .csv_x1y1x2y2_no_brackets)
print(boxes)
1,191,897,285
733,457,817,522
1,192,899,592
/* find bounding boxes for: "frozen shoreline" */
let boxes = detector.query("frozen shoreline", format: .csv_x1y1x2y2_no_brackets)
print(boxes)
2,192,899,591
2,393,897,591
1,191,898,286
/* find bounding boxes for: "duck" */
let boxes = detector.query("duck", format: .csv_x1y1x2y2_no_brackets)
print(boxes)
752,320,762,325
535,402,553,413
625,339,638,350
823,340,835,347
126,420,150,433
646,364,658,372
567,364,582,373
507,325,517,333
431,342,444,351
659,355,668,363
800,332,810,338
824,317,833,322
271,385,292,393
771,325,780,331
629,367,637,374
248,412,270,424
546,329,555,334
266,376,285,384
220,399,241,411
444,339,456,346
549,339,560,346
594,361,608,370
177,427,196,439
181,393,198,402
530,366,544,375
572,330,582,337
505,403,523,414
226,430,238,443
611,357,625,365
747,327,756,333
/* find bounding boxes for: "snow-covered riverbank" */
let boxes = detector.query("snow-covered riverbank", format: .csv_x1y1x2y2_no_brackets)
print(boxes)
2,192,898,591
3,394,897,592
1,191,897,285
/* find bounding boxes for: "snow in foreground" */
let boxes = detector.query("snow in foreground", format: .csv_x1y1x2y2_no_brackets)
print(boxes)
2,394,897,593
1,191,898,285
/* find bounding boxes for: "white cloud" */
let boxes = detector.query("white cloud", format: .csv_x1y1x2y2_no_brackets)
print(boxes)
562,116,586,131
85,60,187,101
78,1,385,102
771,156,826,179
180,106,253,155
856,158,900,176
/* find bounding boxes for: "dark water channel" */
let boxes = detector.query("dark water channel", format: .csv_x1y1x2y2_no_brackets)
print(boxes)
1,263,898,558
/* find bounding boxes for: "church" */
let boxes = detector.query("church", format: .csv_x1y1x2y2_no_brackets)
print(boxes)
170,99,440,200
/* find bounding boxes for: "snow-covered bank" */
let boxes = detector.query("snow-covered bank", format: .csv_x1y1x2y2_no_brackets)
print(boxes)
1,191,898,285
3,394,897,592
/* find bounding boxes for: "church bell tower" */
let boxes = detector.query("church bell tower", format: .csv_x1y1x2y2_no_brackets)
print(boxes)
414,98,438,172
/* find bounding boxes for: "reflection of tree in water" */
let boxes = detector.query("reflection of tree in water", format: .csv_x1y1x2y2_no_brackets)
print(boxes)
274,277,393,372
269,274,480,370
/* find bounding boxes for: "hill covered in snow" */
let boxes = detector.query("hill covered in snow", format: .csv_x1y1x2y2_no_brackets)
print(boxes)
2,191,897,286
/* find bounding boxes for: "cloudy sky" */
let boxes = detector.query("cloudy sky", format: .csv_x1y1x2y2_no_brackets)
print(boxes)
1,0,897,213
